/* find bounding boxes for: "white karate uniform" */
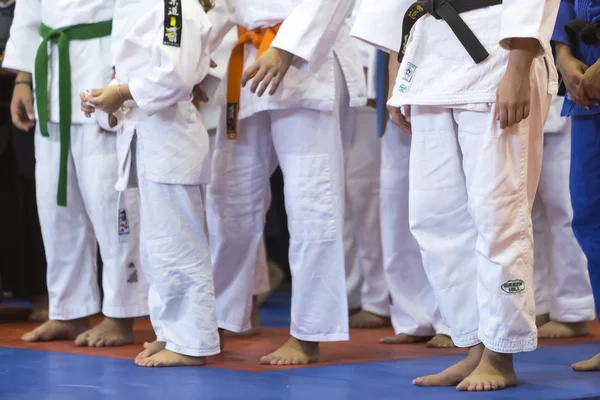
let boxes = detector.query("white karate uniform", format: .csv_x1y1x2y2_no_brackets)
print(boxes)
532,95,596,322
3,0,147,321
352,0,559,353
112,0,219,357
205,0,366,338
201,29,271,298
342,35,388,316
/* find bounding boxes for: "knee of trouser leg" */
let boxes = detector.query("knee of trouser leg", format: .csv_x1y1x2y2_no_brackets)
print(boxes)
207,150,266,237
279,154,340,242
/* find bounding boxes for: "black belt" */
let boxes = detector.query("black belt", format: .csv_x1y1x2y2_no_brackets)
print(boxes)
398,0,502,64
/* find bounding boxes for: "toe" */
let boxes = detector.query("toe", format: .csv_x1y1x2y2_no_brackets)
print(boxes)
95,339,106,347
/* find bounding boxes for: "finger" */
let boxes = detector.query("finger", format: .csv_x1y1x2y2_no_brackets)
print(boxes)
250,66,269,94
241,62,261,87
193,85,209,103
498,104,508,129
91,88,102,97
257,70,276,97
507,104,516,128
268,72,284,96
24,97,35,121
515,106,524,126
403,105,411,123
523,103,530,121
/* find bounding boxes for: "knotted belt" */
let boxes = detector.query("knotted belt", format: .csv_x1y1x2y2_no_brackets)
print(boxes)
398,0,502,64
35,20,112,206
226,24,281,140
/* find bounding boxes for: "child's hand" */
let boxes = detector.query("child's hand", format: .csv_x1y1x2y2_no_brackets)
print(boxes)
241,47,294,97
87,86,124,114
80,91,95,118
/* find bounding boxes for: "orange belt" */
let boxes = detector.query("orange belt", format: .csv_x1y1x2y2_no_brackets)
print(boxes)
226,24,281,140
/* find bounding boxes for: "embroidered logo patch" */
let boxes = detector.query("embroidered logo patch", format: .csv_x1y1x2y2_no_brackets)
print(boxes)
398,84,408,93
402,62,417,82
163,0,182,47
127,262,138,283
501,280,524,294
118,209,130,236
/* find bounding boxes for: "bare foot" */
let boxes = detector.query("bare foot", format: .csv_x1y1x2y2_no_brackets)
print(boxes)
457,348,518,391
22,318,90,342
135,341,166,362
538,320,588,339
260,336,320,366
413,344,483,386
536,313,550,328
135,348,207,367
257,261,285,306
380,333,431,345
572,352,600,372
74,317,134,347
28,295,49,322
426,334,456,348
225,296,261,337
350,310,391,329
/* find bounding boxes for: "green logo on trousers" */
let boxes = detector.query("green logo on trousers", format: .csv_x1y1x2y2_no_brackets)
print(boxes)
501,280,524,294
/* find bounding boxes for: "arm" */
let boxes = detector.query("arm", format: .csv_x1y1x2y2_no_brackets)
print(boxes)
2,0,41,74
269,0,355,70
499,0,560,56
128,0,210,116
206,0,236,55
350,0,414,53
551,0,575,45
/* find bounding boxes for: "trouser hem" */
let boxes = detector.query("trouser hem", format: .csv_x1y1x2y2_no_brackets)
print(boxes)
362,303,391,318
102,302,149,319
165,342,221,357
217,320,250,334
451,330,480,348
49,302,100,320
479,332,537,354
291,331,349,342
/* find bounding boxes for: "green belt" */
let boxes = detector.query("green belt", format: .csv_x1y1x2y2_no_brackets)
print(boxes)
35,20,112,206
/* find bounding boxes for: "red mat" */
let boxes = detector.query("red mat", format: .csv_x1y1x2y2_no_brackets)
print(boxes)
1,312,598,372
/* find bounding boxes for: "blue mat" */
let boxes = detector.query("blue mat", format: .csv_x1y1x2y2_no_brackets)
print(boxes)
1,343,599,400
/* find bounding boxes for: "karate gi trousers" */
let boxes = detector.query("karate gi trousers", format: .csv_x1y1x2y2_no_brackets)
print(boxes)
35,123,148,320
408,66,551,352
532,113,595,322
381,121,449,337
343,105,389,317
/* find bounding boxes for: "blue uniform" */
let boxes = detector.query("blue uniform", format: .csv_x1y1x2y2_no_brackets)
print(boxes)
552,0,600,317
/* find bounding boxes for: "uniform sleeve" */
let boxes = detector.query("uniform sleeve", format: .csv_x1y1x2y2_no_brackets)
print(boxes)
551,0,575,45
499,0,561,56
269,0,355,70
350,0,414,53
206,0,236,54
2,0,41,73
128,0,211,116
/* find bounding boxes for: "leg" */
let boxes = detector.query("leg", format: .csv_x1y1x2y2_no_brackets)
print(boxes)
23,124,97,341
135,144,219,366
454,74,551,390
262,68,349,364
536,129,594,338
379,122,450,345
341,102,364,316
207,111,275,336
408,106,481,387
570,115,600,372
345,106,390,329
70,125,148,347
532,193,551,327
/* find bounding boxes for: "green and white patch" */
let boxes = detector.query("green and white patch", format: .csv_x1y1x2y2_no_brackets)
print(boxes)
501,280,524,294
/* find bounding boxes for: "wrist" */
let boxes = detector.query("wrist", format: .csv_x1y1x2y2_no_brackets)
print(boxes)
118,84,133,101
16,71,32,83
507,49,535,74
